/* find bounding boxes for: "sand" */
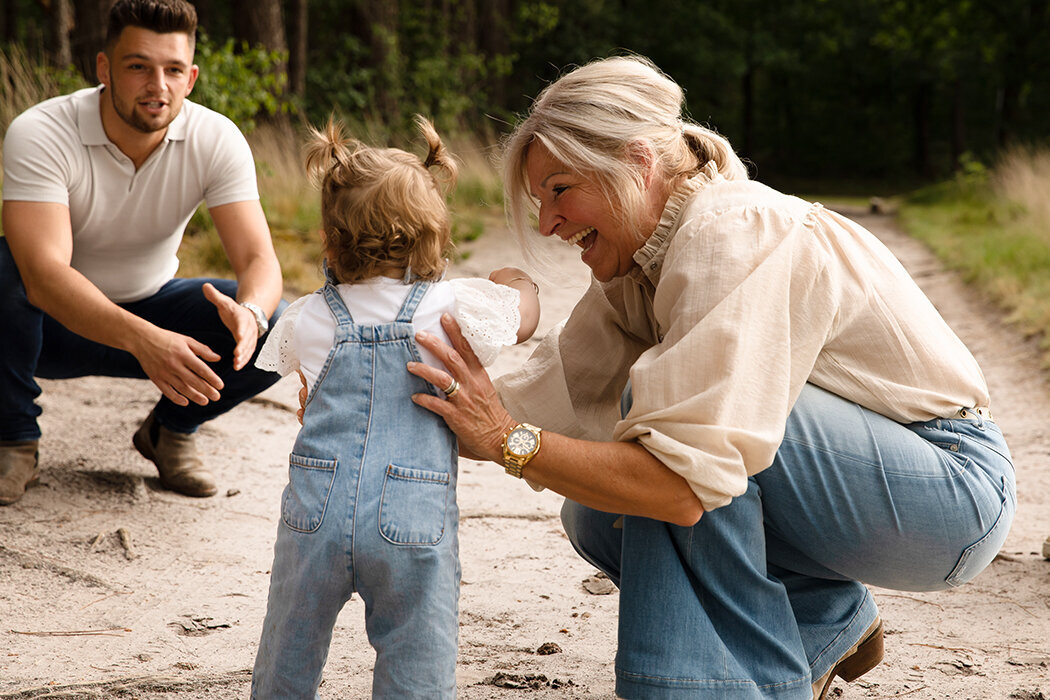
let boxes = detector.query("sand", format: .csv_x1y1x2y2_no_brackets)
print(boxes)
1,208,1047,699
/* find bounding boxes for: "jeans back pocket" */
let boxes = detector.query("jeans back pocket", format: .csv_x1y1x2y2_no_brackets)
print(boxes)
944,475,1015,587
281,453,338,533
379,464,450,546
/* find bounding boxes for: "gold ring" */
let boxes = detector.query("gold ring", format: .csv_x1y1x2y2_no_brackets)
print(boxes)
443,378,460,398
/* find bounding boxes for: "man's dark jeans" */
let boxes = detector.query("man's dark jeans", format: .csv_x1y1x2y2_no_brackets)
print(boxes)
0,237,284,441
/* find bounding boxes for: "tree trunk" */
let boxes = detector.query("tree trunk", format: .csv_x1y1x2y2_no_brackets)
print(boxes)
193,0,214,32
912,82,933,178
351,0,401,121
72,0,110,82
996,80,1018,149
232,0,288,56
951,77,966,171
287,0,308,98
478,0,512,110
2,0,17,43
232,0,290,127
49,0,74,68
741,65,754,162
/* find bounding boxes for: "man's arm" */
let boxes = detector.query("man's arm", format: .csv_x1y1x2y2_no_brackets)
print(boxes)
204,199,283,370
2,200,224,406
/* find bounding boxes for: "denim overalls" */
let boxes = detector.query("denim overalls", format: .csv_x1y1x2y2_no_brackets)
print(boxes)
252,280,460,699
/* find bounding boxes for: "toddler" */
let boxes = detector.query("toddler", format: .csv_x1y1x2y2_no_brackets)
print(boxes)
251,116,539,698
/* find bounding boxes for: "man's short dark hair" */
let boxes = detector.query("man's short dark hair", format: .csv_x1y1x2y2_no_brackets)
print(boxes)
106,0,198,50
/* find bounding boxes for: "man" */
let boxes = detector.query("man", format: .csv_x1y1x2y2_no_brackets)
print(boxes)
0,0,284,504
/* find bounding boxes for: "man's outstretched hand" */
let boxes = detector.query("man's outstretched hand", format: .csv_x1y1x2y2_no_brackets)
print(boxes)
203,282,259,371
131,325,224,407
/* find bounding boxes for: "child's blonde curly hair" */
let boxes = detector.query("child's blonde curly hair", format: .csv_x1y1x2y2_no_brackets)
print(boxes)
304,115,458,284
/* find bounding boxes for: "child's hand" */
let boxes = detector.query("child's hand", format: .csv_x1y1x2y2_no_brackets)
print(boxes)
488,267,540,343
488,266,529,286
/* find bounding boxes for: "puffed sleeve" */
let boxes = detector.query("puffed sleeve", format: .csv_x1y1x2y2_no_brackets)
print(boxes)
614,201,841,510
255,294,309,376
450,278,520,366
496,276,652,441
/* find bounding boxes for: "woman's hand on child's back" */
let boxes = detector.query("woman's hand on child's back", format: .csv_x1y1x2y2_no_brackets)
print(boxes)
296,370,307,425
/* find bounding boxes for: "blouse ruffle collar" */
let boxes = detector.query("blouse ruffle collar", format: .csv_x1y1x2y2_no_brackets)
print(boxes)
631,161,720,284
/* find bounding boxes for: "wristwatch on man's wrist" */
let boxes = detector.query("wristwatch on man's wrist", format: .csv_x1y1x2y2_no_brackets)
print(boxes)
502,423,542,478
240,301,269,337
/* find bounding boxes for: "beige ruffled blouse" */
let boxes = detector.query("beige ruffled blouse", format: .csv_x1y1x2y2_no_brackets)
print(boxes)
496,163,989,510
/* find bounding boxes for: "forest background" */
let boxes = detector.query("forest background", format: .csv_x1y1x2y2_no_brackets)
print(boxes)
4,0,1050,357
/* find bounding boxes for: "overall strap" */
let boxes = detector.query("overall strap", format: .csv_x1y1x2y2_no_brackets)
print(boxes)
321,281,354,326
395,280,432,323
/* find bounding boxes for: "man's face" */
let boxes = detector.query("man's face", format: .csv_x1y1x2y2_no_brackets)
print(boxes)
97,26,198,135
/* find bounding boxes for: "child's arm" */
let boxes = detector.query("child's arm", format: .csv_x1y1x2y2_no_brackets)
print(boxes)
488,266,540,342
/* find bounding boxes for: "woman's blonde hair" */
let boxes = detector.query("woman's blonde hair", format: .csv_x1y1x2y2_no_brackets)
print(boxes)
304,115,458,284
501,55,747,253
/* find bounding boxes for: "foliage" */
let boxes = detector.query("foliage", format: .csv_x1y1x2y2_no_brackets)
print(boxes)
6,0,1050,181
898,149,1050,364
191,35,289,133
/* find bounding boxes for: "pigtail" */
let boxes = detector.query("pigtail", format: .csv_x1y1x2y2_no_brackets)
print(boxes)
303,118,358,190
414,114,458,191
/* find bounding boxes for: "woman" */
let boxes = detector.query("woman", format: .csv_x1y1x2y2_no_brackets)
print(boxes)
407,56,1015,699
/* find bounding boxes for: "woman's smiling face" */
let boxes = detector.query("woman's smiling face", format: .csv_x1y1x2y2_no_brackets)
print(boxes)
525,142,644,282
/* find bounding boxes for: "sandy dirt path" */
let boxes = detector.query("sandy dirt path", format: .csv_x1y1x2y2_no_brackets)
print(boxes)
0,209,1047,699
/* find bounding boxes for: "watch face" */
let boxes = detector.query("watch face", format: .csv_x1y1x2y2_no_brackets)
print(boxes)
507,427,538,456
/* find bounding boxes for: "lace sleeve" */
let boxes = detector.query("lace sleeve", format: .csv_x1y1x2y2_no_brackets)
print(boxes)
450,278,521,367
254,294,309,376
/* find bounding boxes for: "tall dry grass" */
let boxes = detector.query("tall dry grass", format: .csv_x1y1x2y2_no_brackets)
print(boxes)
994,146,1050,234
1,44,88,184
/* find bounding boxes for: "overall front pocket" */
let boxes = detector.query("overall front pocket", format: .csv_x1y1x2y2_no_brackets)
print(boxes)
281,453,338,533
378,464,450,546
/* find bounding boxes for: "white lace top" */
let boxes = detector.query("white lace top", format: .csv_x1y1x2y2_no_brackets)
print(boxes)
257,276,520,387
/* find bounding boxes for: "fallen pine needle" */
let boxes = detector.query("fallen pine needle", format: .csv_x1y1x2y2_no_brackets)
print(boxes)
10,627,129,637
80,590,132,610
878,593,944,608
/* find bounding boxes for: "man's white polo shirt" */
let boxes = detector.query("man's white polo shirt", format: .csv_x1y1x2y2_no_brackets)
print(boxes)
2,86,259,303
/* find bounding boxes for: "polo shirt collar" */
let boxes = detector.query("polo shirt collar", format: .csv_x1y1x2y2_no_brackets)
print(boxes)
77,84,189,146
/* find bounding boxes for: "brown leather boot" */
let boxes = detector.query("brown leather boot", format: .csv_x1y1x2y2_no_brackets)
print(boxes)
133,411,217,497
812,617,884,700
0,440,40,505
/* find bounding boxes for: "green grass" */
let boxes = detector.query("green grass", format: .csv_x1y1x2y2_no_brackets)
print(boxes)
897,171,1050,364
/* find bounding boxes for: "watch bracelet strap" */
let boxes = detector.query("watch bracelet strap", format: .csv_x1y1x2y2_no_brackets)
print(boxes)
240,301,268,336
502,423,540,478
503,455,526,479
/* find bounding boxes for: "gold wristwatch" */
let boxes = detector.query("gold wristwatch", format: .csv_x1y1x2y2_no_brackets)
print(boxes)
502,423,542,478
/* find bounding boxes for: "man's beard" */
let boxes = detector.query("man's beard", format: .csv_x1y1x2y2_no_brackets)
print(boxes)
110,89,177,134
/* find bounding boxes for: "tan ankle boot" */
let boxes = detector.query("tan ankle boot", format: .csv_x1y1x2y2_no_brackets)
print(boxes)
0,440,40,505
133,412,217,497
812,617,884,700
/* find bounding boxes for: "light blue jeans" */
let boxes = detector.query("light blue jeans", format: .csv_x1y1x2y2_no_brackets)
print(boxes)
562,383,1015,699
252,281,460,699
